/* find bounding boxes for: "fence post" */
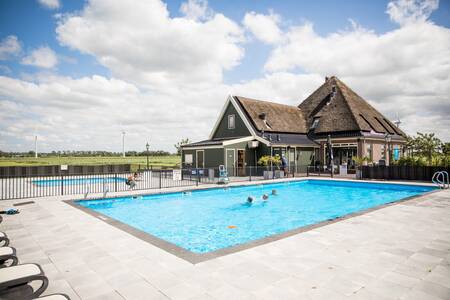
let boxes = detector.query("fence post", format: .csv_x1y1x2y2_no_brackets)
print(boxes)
159,170,162,189
115,173,118,192
249,166,252,182
61,175,64,196
307,166,309,177
196,170,199,186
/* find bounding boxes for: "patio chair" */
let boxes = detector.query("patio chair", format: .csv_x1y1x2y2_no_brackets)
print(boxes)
0,232,9,247
0,263,48,299
34,294,70,299
0,246,18,268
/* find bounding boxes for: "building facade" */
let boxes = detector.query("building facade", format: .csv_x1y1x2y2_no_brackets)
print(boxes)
181,76,406,174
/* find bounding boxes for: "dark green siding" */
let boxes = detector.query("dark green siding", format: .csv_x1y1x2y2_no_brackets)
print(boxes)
212,102,251,139
182,148,224,168
204,148,224,168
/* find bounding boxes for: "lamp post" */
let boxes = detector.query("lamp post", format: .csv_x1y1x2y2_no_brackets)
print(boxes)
146,142,150,170
384,134,392,166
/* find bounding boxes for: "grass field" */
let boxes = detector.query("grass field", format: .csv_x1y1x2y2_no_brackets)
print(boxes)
0,156,181,168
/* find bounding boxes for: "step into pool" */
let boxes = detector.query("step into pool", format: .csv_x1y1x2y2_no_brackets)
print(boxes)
75,180,435,256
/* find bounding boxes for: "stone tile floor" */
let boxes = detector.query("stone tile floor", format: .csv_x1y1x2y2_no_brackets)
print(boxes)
0,179,449,299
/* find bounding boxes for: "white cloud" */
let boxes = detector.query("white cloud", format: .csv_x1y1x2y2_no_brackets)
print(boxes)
56,0,244,88
243,11,282,44
21,46,58,68
180,0,211,21
37,0,60,10
0,35,21,60
1,0,449,152
386,0,439,26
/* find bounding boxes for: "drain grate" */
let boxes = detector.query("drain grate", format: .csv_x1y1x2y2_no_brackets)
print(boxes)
13,201,35,207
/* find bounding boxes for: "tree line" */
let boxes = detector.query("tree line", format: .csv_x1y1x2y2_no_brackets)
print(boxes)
0,150,175,157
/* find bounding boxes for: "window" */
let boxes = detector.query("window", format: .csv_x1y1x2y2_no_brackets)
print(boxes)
228,114,235,129
310,118,320,129
184,154,193,164
366,143,372,161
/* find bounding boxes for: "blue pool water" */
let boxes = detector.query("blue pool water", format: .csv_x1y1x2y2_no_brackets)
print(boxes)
77,180,434,253
33,177,127,186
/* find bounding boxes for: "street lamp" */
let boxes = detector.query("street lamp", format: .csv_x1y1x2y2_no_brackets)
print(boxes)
146,142,150,170
384,134,392,165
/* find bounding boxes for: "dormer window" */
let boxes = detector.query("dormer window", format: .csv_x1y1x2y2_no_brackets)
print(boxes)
310,118,320,129
228,114,235,129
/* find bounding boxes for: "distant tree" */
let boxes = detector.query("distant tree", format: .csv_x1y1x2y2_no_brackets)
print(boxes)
174,138,190,155
414,132,442,165
443,142,450,156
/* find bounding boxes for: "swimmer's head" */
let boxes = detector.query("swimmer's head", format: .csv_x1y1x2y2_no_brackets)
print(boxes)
271,189,277,195
247,196,254,203
262,194,269,200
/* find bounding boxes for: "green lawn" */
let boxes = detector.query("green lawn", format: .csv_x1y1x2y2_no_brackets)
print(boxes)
0,156,181,168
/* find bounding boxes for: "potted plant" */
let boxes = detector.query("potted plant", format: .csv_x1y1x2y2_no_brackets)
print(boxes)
353,156,369,179
258,155,281,179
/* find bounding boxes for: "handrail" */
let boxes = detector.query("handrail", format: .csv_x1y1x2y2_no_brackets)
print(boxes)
432,171,449,189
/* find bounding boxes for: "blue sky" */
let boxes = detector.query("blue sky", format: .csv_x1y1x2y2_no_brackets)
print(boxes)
0,0,449,152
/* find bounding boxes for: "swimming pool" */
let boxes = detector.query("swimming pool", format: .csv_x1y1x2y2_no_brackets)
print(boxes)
33,177,127,186
76,180,435,256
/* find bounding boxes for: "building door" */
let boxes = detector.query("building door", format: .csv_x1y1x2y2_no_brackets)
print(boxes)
196,150,204,169
237,149,245,176
297,149,313,173
288,148,295,172
226,149,235,176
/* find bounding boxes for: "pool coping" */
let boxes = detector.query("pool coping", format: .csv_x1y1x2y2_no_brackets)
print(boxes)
64,178,440,264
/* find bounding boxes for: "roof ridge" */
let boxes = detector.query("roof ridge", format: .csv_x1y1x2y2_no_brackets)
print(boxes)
235,95,300,110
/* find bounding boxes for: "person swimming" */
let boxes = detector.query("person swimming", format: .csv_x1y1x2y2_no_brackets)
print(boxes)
271,189,277,195
262,194,269,201
247,196,254,203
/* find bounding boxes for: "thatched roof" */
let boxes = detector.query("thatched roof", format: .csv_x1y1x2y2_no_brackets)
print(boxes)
235,96,308,133
298,76,406,137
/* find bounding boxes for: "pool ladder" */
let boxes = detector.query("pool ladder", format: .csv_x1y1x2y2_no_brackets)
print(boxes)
432,171,449,189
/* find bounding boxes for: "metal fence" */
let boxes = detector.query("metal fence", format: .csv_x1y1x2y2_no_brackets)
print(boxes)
0,166,306,200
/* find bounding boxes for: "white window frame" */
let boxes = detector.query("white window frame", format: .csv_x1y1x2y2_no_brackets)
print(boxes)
228,114,235,129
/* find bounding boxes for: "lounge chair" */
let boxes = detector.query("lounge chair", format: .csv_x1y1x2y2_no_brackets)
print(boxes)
0,232,9,247
0,263,48,299
0,247,18,268
34,294,70,299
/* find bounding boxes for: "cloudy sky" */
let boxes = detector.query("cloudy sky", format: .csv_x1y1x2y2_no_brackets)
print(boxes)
0,0,449,153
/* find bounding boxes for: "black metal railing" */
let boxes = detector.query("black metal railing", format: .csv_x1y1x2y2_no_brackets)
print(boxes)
0,165,310,200
306,165,333,177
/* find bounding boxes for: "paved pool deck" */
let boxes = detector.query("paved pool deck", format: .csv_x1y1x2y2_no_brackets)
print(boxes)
0,178,449,300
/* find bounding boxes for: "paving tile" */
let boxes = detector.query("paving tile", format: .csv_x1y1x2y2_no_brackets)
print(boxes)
162,282,206,300
115,280,168,300
414,280,450,300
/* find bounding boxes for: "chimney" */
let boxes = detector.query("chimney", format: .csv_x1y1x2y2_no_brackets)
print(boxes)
258,112,266,120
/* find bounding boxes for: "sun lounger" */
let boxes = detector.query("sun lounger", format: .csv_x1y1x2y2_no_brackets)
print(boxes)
0,247,18,268
0,232,9,247
0,263,48,299
34,294,70,299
